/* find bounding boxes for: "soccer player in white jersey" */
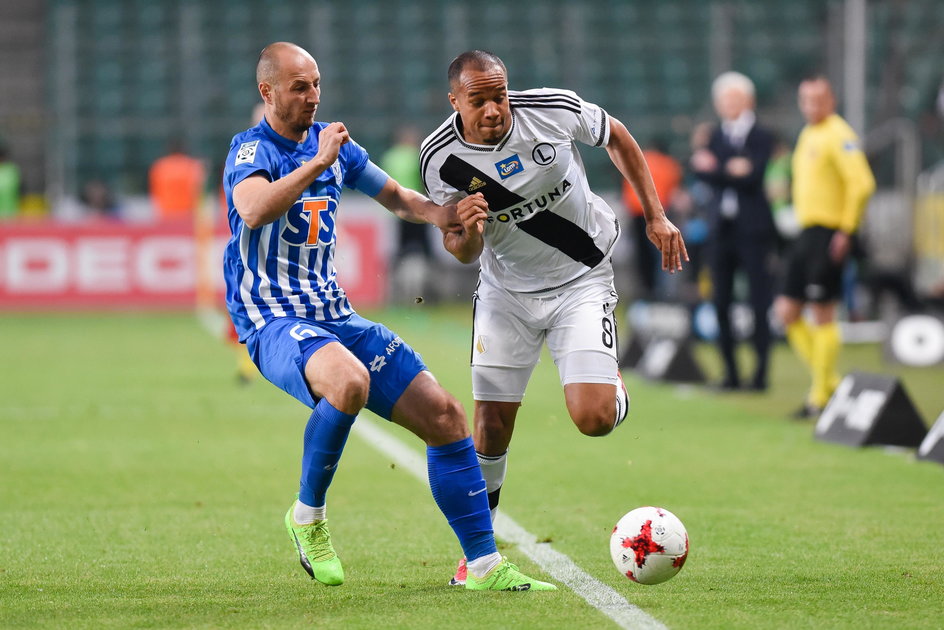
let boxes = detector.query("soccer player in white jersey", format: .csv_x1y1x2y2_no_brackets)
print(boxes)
222,42,554,591
420,51,688,585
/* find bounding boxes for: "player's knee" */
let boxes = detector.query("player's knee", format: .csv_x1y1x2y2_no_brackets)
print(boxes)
573,407,615,437
318,362,370,412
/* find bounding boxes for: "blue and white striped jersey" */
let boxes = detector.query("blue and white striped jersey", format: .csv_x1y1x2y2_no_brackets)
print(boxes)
222,117,370,341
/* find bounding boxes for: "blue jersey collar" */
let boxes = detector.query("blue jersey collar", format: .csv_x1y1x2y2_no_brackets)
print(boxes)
259,116,315,153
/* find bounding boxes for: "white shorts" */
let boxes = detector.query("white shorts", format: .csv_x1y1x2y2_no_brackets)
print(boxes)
471,263,620,402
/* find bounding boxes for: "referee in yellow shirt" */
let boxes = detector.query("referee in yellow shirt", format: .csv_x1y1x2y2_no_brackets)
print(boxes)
775,76,876,418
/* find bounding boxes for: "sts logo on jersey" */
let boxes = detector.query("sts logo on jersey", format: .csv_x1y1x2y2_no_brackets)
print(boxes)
495,154,524,180
281,196,337,247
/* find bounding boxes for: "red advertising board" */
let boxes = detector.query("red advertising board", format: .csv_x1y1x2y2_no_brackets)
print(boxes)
0,220,386,310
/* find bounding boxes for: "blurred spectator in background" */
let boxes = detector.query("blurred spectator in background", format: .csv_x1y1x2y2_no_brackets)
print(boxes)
672,122,714,304
149,138,206,221
691,72,777,392
622,136,682,299
0,142,22,218
380,125,434,303
775,76,875,418
764,133,798,242
80,179,121,220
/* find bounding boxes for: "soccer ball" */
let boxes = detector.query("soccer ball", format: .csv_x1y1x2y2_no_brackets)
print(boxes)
610,506,689,585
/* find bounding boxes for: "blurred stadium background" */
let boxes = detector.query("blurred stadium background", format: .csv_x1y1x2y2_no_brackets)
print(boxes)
1,0,943,312
3,3,944,628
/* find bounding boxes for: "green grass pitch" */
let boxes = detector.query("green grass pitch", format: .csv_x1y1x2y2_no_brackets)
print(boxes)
1,308,942,629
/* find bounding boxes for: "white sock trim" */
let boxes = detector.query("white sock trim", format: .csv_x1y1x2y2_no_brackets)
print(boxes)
293,500,326,524
467,551,502,578
614,382,630,428
476,450,508,494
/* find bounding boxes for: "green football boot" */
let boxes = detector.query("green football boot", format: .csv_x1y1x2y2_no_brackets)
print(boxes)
284,503,344,586
465,557,557,592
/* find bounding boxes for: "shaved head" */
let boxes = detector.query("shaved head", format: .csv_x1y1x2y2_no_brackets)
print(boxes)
255,41,321,142
256,41,314,86
448,50,506,90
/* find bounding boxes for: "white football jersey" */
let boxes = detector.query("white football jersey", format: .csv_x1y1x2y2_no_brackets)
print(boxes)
421,87,620,293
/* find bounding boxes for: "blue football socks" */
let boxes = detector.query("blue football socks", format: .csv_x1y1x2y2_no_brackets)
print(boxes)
427,436,498,562
299,399,357,508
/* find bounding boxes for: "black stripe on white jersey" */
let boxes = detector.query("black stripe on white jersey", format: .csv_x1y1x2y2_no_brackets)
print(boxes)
437,154,605,269
420,125,456,168
509,95,580,110
420,125,454,164
509,101,581,115
509,95,580,105
508,95,580,107
420,126,459,194
595,109,608,146
516,212,605,268
508,91,580,107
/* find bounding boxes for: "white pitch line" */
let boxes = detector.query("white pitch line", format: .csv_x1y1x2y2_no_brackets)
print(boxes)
352,416,667,630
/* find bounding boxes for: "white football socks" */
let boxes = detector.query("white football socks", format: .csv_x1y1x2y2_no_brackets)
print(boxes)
293,500,326,525
467,551,502,578
476,450,508,522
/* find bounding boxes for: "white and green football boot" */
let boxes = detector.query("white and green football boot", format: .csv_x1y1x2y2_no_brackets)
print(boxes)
285,502,344,586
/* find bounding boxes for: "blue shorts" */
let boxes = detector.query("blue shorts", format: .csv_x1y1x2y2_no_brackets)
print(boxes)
245,313,427,420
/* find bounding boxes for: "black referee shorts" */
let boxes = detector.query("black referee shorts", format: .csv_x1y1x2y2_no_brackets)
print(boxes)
780,226,844,303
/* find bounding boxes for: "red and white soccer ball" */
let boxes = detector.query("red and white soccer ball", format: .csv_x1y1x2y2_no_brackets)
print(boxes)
610,506,689,585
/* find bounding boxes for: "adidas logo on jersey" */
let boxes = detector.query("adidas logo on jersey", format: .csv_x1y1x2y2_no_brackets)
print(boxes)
468,177,486,192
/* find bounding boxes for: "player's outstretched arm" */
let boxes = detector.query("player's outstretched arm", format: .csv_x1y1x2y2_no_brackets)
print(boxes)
233,122,349,229
441,193,488,264
605,116,688,273
372,178,458,231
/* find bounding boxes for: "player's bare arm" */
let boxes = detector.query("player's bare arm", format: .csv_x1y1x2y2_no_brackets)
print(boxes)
442,193,488,264
372,178,460,232
233,122,349,229
605,116,688,272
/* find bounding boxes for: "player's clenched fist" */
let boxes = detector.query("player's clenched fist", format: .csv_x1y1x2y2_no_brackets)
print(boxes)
457,192,489,234
316,122,350,164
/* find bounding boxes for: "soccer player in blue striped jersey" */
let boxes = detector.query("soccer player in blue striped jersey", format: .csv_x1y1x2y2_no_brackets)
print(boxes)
221,42,554,592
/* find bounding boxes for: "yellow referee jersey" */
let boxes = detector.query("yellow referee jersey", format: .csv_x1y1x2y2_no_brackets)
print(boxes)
792,113,876,233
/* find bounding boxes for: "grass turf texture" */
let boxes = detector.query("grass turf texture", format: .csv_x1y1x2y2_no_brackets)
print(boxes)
1,308,942,629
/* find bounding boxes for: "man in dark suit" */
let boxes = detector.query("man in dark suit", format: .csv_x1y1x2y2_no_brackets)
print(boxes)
691,72,777,391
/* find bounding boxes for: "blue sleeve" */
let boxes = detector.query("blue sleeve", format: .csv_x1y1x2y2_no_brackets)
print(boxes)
340,139,371,189
351,160,390,197
223,136,276,197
